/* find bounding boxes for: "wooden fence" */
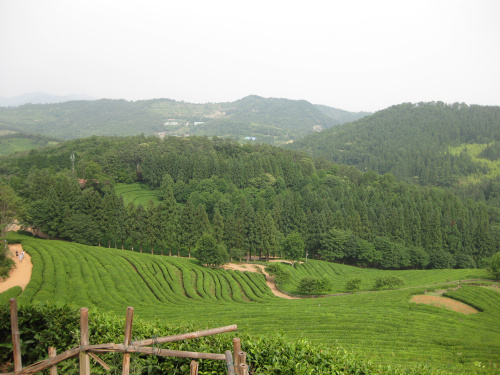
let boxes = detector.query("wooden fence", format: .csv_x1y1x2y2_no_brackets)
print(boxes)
2,299,249,375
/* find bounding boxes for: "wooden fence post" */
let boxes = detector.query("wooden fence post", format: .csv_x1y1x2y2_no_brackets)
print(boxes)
79,307,90,375
190,360,199,375
122,307,134,375
49,347,57,375
225,350,235,375
9,299,22,373
238,351,247,375
232,338,241,374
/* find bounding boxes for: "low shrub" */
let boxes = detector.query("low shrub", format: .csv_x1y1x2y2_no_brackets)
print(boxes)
373,275,405,290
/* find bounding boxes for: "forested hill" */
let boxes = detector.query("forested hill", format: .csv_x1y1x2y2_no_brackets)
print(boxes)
0,95,368,144
1,135,497,270
288,102,500,187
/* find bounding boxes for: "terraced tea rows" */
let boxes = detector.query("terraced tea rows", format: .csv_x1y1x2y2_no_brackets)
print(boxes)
281,260,488,294
114,182,161,206
4,235,500,373
17,238,275,310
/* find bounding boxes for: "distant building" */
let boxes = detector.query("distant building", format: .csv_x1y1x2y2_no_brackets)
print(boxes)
244,137,256,141
164,121,179,126
157,131,167,139
193,122,205,125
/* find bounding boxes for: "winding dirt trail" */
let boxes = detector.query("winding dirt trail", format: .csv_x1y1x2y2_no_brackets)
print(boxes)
224,263,300,299
0,244,32,293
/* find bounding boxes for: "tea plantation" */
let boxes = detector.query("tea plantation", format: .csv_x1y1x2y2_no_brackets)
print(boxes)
1,233,499,374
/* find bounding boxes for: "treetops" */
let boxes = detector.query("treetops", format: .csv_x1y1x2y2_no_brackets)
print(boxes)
0,135,498,270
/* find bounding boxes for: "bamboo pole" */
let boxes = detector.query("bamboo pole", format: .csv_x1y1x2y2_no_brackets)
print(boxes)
224,350,235,375
9,299,22,373
88,353,110,370
122,307,134,375
48,347,57,375
88,345,226,360
130,325,237,347
238,364,249,375
3,344,114,375
232,338,241,374
79,308,90,375
190,360,199,375
238,352,247,375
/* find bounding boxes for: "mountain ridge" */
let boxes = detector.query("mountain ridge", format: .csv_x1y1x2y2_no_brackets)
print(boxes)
0,95,370,143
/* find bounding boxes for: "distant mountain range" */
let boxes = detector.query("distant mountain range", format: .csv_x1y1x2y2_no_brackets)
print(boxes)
0,92,94,107
0,94,370,143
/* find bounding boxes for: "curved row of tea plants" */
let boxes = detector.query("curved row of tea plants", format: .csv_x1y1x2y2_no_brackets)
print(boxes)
1,303,461,375
277,259,488,295
3,234,499,374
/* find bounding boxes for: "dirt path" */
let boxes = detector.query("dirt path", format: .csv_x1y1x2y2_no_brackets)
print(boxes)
0,244,32,293
224,263,300,300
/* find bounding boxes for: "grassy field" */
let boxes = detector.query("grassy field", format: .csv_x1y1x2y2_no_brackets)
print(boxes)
114,182,161,206
0,137,59,156
448,143,500,183
3,234,500,374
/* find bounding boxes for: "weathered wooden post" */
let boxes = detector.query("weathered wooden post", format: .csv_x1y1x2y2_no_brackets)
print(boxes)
48,347,58,375
190,360,199,375
9,299,22,373
80,307,90,375
225,350,235,375
122,306,134,375
232,338,241,374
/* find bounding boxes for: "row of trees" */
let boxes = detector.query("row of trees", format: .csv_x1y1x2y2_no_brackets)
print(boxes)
1,135,498,269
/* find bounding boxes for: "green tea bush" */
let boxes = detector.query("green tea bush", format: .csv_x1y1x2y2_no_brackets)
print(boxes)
345,277,363,292
0,286,22,305
265,263,292,286
0,304,463,375
373,275,405,290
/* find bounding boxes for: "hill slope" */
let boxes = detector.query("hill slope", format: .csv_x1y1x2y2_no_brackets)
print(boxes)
288,102,500,187
3,233,499,373
0,95,369,145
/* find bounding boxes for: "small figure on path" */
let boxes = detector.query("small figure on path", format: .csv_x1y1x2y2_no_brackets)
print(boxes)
16,250,19,258
20,251,24,263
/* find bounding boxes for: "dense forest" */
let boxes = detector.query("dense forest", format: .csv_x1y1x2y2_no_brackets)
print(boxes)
288,102,500,187
0,96,368,144
1,135,497,270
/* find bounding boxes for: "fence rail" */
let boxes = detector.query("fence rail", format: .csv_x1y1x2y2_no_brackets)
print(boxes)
2,299,248,375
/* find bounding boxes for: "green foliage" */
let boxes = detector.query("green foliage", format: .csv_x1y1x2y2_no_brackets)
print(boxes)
114,183,160,206
194,233,228,267
345,277,362,292
3,235,499,373
0,133,59,156
289,102,500,188
0,303,465,375
373,275,405,290
282,231,305,267
0,134,498,268
487,252,500,280
265,263,292,286
0,96,367,144
298,276,331,295
0,286,22,305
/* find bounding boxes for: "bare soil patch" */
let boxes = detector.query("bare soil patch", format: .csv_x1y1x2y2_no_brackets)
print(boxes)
0,244,32,293
410,295,478,315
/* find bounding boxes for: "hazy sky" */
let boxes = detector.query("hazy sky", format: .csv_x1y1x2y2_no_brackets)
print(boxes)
1,0,499,112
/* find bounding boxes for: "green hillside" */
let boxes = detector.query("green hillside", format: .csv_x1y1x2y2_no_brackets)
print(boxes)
2,234,499,374
288,102,500,188
0,96,368,145
0,132,59,156
1,135,497,270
